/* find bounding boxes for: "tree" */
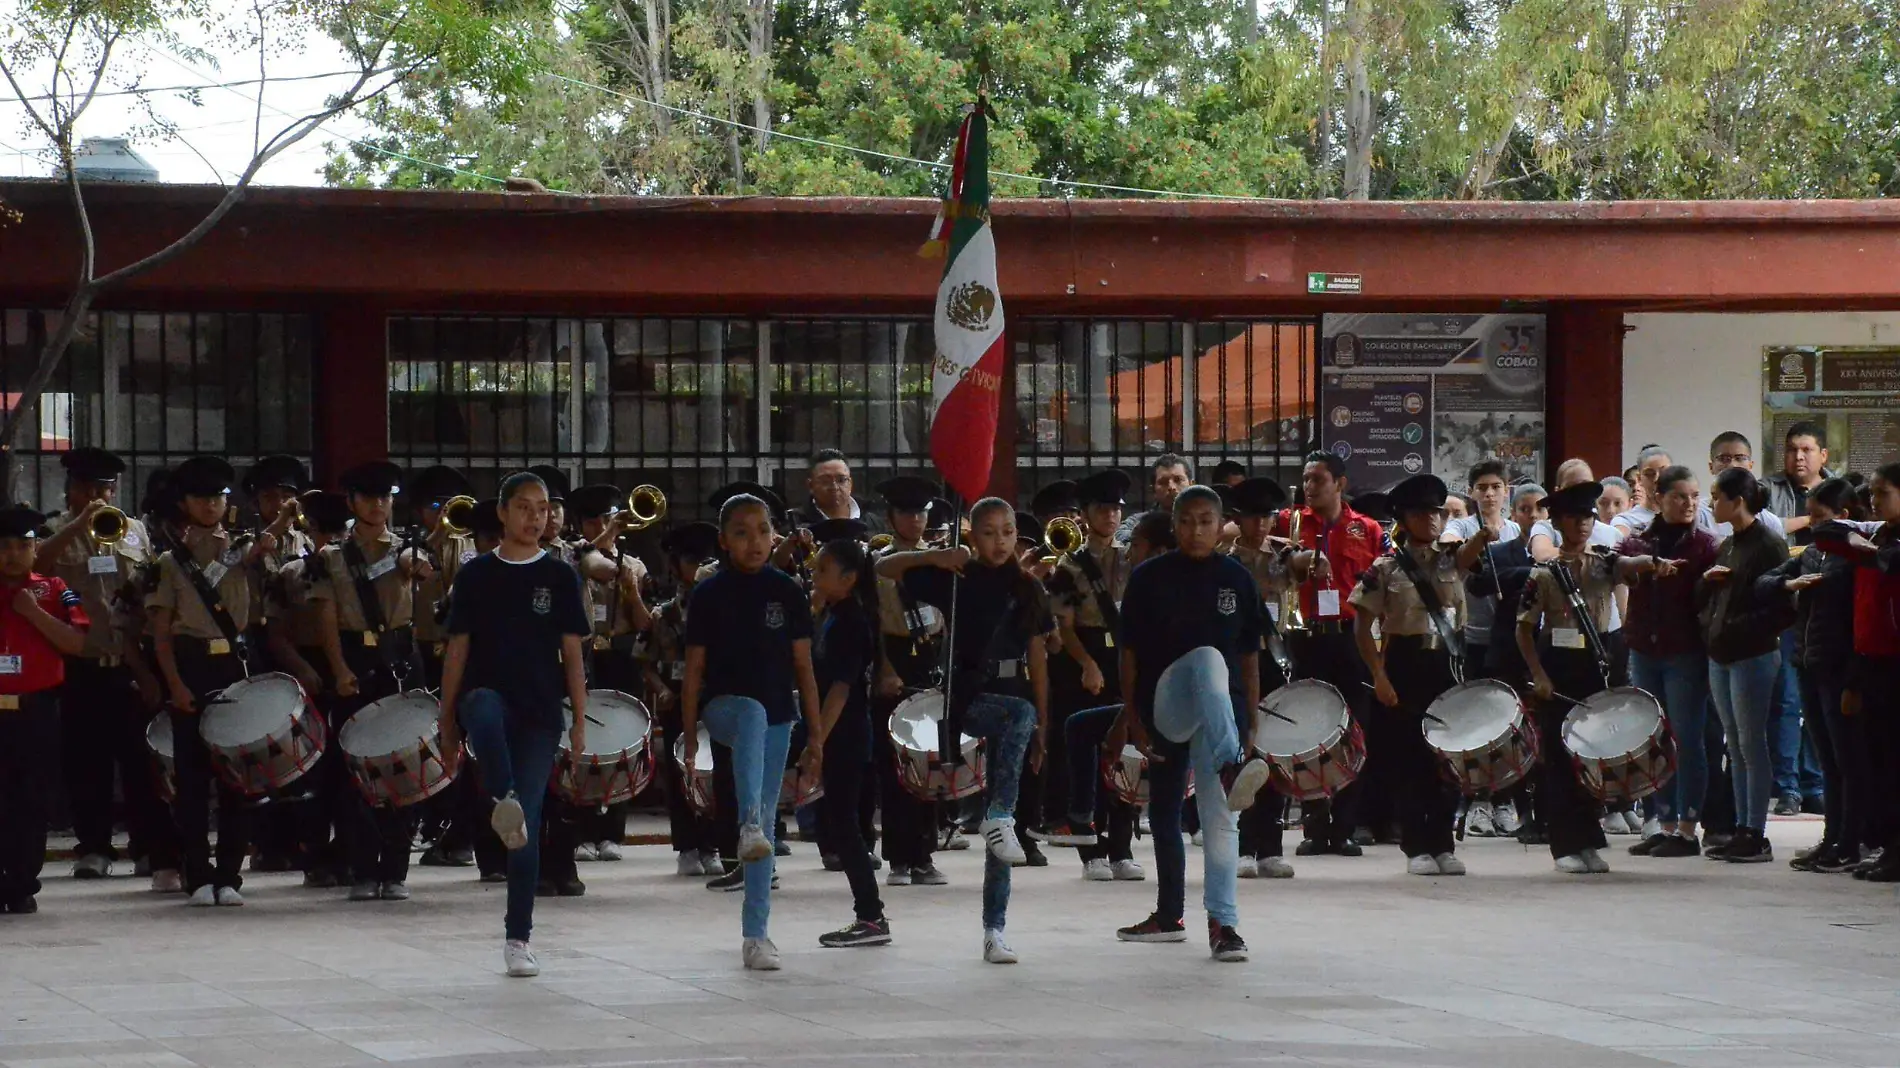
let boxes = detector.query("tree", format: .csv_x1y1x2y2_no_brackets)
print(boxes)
0,0,524,493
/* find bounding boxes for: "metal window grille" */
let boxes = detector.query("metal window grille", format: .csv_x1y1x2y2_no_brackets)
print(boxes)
2,308,315,513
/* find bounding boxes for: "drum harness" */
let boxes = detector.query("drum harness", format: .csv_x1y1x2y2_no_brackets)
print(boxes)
170,539,251,678
1542,552,1614,694
342,536,423,688
1391,544,1465,687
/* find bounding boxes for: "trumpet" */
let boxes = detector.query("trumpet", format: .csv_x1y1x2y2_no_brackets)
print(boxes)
623,485,667,532
868,532,894,552
89,505,129,545
437,495,477,537
1279,508,1308,633
1045,515,1084,558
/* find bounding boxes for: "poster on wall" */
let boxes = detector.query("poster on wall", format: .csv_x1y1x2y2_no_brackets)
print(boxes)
1319,313,1547,494
1762,346,1900,474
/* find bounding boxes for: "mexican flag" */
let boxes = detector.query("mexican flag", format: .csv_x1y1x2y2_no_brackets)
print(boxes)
921,100,1003,503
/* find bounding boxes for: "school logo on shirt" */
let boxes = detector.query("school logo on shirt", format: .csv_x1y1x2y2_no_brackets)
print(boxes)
765,601,786,630
532,587,551,615
1347,521,1366,539
1216,587,1237,616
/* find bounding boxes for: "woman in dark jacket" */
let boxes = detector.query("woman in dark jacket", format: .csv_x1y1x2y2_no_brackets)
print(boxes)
1756,478,1865,873
1697,468,1791,863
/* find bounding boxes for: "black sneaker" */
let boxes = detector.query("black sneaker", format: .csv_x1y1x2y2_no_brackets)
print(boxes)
1294,839,1333,857
1814,846,1858,874
822,854,843,872
819,918,892,948
775,839,792,858
556,878,586,897
1030,819,1100,847
1789,843,1826,872
1019,841,1049,868
1650,835,1701,858
4,896,37,914
1350,827,1377,847
1801,795,1825,815
1208,920,1248,962
1724,829,1773,864
1628,833,1667,856
1702,832,1735,858
1117,913,1188,943
1772,794,1801,817
1335,841,1364,857
707,865,745,892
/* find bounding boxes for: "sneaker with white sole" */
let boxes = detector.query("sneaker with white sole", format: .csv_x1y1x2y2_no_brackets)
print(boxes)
677,852,704,876
349,881,381,901
1555,854,1590,874
596,840,623,862
1236,856,1260,879
911,862,948,886
1406,854,1441,876
72,853,112,879
1117,913,1188,942
490,794,529,850
980,818,1027,864
943,831,970,851
573,841,599,862
1189,831,1204,847
1111,859,1146,881
151,869,183,894
1083,858,1113,881
983,929,1018,964
380,882,410,901
737,824,773,863
1208,919,1249,963
1465,802,1496,837
214,886,244,906
1581,848,1610,874
187,885,217,907
1219,758,1272,812
699,851,724,876
742,937,781,971
1434,852,1466,876
1257,856,1295,879
1639,816,1664,840
504,939,540,977
819,918,892,948
1492,801,1522,835
886,866,912,887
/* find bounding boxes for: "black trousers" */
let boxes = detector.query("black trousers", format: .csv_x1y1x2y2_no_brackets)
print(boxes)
328,641,416,885
1239,651,1290,859
1383,637,1459,859
59,657,159,861
170,644,251,892
1855,656,1900,851
0,692,60,902
876,637,940,868
660,718,718,854
1291,630,1368,846
820,720,883,921
1533,648,1609,859
1054,628,1138,863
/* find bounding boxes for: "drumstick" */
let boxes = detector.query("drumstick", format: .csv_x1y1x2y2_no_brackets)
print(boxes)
1358,682,1447,726
1264,709,1297,725
585,713,605,727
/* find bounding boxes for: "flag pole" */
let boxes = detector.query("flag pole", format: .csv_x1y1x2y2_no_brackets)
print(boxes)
939,489,965,775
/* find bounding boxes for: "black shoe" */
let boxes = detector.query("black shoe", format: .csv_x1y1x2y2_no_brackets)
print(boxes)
819,917,892,948
707,865,745,892
479,871,508,884
1814,846,1858,874
420,846,475,868
1517,827,1549,846
1702,832,1735,858
1800,795,1825,815
1350,827,1377,847
1789,843,1826,872
1864,860,1900,883
822,854,843,872
1208,920,1248,962
1628,833,1667,856
1650,835,1701,858
556,878,586,897
535,879,558,897
1294,838,1333,857
775,839,793,858
250,853,295,873
1020,841,1049,868
1030,819,1100,847
1117,913,1188,943
1335,841,1364,857
1724,829,1773,864
867,854,883,871
6,896,38,914
1772,794,1801,817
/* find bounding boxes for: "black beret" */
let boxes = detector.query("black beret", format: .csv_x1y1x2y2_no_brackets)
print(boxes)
1228,477,1288,518
875,476,939,512
339,461,404,497
298,490,351,535
1386,475,1449,517
526,465,570,502
662,521,720,562
1545,480,1604,519
469,496,505,538
1015,510,1045,548
242,454,308,496
1074,470,1132,509
172,456,236,497
1029,479,1080,516
568,484,624,521
408,464,472,503
809,517,870,544
61,447,125,483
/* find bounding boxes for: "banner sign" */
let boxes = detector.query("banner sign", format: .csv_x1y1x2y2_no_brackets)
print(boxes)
1763,345,1900,474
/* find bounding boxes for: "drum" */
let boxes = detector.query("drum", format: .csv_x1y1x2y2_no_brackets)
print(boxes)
198,672,326,797
1254,680,1362,801
1103,744,1150,806
781,764,824,812
1563,687,1676,803
673,725,715,817
556,690,655,808
888,689,985,801
146,710,177,803
1423,679,1541,796
338,691,457,808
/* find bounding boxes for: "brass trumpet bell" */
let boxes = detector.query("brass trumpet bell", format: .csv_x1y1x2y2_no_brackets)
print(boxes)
89,505,128,545
438,495,478,537
868,532,894,551
1045,515,1084,558
624,485,667,532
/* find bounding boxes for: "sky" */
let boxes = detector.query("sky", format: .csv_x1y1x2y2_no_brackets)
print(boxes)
0,2,381,187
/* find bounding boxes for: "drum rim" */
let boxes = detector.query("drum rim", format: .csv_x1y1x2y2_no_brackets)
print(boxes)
1423,678,1526,751
338,694,442,757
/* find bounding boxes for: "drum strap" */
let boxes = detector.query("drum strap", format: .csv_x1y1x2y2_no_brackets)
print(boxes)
170,546,244,651
942,592,1018,769
1544,558,1612,687
342,538,418,682
1392,547,1464,684
1072,548,1122,635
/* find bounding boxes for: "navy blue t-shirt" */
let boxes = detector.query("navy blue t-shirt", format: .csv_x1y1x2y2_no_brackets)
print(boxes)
1117,550,1265,725
903,560,1053,700
446,550,591,730
815,599,875,752
685,565,813,725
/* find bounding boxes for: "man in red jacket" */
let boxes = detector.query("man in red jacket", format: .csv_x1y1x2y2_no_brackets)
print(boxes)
0,505,93,914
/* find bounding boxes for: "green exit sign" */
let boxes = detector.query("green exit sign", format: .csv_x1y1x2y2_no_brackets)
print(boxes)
1307,272,1363,295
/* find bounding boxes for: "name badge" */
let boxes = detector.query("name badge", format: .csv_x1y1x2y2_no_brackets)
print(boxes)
363,631,379,648
1552,627,1586,650
995,660,1021,679
1317,589,1342,617
88,555,118,575
366,554,399,581
916,605,942,629
0,655,21,675
1102,633,1115,649
591,604,608,623
1266,602,1280,623
202,562,229,587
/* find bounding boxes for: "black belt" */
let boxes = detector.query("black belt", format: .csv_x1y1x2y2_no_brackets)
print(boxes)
340,626,413,649
1297,619,1353,636
1385,632,1447,652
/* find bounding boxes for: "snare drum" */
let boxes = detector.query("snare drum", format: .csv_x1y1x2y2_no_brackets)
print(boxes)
1423,679,1541,796
1254,680,1363,801
674,726,715,817
888,690,985,801
1103,744,1150,806
781,764,824,812
556,690,655,807
199,672,326,797
1563,687,1676,803
338,691,457,808
146,710,177,803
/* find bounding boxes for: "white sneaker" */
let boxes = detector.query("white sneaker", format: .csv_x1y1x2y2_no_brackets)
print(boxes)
1556,854,1590,874
1258,856,1295,879
886,866,912,887
677,852,704,876
1640,816,1664,840
187,885,217,907
1406,854,1441,876
1492,802,1522,835
742,937,781,971
1111,859,1146,881
504,939,539,977
1083,858,1113,881
72,853,112,879
1465,802,1496,837
1190,831,1204,847
979,818,1026,864
737,824,772,863
1236,856,1260,880
573,842,600,862
699,851,724,876
944,831,971,851
596,840,623,862
490,794,529,850
983,929,1018,964
1434,853,1466,876
1581,848,1610,874
151,869,184,894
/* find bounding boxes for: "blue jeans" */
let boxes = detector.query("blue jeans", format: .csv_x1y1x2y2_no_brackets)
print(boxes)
701,696,793,940
459,688,562,943
1628,650,1711,825
1709,650,1781,831
960,692,1036,930
1147,647,1243,929
1769,631,1822,799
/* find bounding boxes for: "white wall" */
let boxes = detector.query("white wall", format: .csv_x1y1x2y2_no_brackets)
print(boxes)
1623,312,1900,475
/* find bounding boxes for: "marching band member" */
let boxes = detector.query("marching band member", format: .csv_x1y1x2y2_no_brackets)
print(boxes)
38,448,155,882
0,505,91,915
1110,486,1271,961
870,477,948,887
681,491,823,970
806,517,881,870
147,457,258,907
1225,476,1296,879
567,484,654,864
311,461,427,902
529,466,574,561
877,498,1050,964
438,472,592,978
1036,470,1143,881
1517,481,1678,874
1350,474,1469,877
407,464,477,690
241,455,314,874
646,522,724,877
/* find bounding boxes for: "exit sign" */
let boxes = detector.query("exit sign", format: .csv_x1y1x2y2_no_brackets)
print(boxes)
1307,272,1362,295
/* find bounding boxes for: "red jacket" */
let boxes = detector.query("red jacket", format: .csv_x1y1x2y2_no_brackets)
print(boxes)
0,573,89,695
1812,523,1900,659
1271,504,1389,621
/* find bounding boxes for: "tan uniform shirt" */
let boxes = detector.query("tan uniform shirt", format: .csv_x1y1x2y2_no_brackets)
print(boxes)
145,527,256,640
581,548,648,641
45,510,151,660
309,528,414,634
267,553,329,650
1349,544,1467,637
1047,540,1129,631
1519,549,1620,640
413,532,475,643
873,544,943,639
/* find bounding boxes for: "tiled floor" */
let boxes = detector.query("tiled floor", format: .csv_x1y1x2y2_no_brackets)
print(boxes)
5,819,1897,1067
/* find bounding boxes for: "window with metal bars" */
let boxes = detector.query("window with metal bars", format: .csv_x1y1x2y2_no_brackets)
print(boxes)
1,308,314,513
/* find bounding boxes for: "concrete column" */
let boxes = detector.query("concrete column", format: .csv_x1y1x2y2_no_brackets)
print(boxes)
1545,303,1626,478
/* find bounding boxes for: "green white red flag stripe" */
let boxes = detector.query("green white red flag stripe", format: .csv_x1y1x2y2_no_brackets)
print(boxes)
922,101,1003,503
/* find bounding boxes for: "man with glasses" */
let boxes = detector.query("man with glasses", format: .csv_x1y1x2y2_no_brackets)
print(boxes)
791,450,887,535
